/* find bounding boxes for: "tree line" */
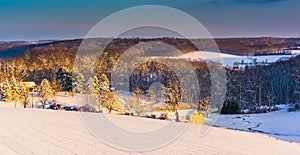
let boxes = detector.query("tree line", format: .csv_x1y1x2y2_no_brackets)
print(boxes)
1,38,300,114
226,55,300,113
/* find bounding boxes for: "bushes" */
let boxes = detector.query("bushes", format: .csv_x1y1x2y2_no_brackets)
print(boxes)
221,101,240,114
288,103,300,112
296,104,300,110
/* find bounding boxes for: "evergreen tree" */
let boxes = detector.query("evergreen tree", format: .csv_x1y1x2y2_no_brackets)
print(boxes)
38,79,54,109
86,77,95,93
165,79,180,111
1,78,30,108
1,80,12,102
83,77,97,105
10,77,20,107
199,97,210,117
131,87,146,116
221,101,240,114
72,67,85,94
93,74,110,112
56,67,72,92
19,83,30,108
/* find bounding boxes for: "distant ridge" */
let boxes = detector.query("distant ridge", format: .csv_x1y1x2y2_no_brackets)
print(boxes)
1,37,300,58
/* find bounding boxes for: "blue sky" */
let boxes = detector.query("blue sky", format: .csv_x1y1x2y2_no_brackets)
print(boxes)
0,0,300,41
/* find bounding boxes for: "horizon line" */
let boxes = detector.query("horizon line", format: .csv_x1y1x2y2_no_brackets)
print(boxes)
2,36,300,42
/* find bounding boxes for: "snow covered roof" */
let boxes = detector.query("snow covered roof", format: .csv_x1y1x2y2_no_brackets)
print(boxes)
80,103,95,108
177,109,196,116
22,82,36,88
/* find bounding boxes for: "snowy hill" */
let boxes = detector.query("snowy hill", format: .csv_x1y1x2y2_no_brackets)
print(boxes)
0,107,299,154
179,51,296,68
209,104,300,143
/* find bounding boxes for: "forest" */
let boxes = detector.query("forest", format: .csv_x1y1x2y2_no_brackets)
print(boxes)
1,37,300,114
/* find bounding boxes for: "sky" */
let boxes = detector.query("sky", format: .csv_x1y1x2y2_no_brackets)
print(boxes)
0,0,300,41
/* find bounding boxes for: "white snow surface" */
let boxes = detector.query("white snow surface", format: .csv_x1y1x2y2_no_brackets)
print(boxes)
0,106,299,154
180,51,296,67
1,94,300,154
209,104,300,143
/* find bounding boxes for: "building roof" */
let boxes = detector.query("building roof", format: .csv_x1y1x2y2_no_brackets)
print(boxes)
177,109,196,116
22,82,36,88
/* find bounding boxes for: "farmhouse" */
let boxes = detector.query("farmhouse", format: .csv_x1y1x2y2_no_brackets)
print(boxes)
22,81,36,91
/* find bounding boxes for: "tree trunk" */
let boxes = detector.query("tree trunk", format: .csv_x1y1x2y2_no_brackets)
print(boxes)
42,101,45,109
175,109,179,122
206,108,209,118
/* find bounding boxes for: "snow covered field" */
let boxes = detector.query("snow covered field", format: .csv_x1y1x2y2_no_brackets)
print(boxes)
180,51,296,67
209,105,300,143
1,94,300,154
0,107,299,154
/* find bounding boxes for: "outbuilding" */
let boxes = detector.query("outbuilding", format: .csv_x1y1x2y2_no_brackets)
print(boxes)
177,109,204,125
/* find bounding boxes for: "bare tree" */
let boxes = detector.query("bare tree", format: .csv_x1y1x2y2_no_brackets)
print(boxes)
103,96,120,113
